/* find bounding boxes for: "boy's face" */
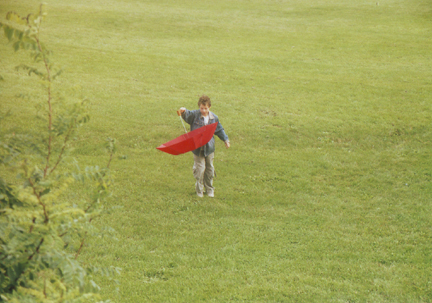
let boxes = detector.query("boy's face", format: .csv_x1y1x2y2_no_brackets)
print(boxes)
199,104,211,117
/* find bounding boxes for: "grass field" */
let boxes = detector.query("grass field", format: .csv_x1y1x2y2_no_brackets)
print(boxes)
1,0,431,302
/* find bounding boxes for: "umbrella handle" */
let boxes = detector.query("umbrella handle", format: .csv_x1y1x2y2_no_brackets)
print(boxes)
177,111,188,133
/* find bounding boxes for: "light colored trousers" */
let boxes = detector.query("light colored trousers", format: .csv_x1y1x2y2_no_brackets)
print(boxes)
193,152,215,195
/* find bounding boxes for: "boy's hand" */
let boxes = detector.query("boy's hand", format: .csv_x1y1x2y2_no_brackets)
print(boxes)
179,107,186,114
225,141,230,149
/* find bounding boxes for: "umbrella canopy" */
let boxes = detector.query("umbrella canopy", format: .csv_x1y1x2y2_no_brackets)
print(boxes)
156,122,219,155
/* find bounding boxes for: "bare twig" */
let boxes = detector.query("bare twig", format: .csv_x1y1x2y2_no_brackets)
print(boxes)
44,278,47,298
32,22,53,178
107,152,113,169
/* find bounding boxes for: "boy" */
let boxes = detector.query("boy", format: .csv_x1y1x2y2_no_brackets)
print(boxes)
179,95,230,198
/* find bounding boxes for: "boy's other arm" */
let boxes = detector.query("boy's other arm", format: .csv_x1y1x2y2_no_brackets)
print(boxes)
214,121,230,148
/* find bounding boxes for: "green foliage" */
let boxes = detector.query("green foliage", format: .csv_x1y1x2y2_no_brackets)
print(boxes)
1,0,431,302
0,5,118,302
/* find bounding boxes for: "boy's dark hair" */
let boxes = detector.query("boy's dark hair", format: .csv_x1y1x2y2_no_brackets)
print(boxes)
198,95,211,107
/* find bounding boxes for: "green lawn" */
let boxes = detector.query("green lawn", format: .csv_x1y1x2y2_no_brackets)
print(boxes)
1,0,431,301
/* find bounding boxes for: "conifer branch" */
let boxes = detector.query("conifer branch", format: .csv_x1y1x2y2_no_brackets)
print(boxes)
28,178,49,223
50,121,74,174
75,235,86,260
28,238,44,260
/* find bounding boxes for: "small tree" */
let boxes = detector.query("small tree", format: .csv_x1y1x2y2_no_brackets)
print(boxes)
0,5,119,302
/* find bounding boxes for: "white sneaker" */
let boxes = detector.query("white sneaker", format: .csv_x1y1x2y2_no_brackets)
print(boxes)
207,191,214,198
197,192,204,198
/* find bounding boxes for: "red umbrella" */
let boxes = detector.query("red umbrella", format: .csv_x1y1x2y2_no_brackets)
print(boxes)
156,112,219,155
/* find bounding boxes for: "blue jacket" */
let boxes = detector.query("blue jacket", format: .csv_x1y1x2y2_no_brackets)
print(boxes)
181,109,229,156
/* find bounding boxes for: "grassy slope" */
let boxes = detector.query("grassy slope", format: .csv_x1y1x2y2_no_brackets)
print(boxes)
1,0,431,301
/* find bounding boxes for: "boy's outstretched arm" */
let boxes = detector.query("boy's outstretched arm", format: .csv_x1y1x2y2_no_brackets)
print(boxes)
178,107,195,125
